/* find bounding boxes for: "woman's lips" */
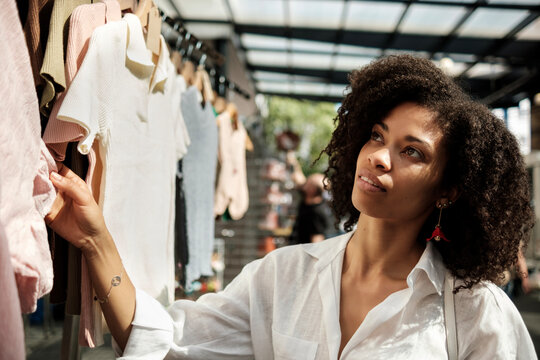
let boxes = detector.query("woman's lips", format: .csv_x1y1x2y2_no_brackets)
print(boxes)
356,171,386,192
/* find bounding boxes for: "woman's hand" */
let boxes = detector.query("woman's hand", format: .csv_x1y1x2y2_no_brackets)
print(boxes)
45,165,109,256
46,165,136,351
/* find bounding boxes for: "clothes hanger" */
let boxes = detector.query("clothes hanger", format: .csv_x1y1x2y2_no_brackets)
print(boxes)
198,52,215,104
193,71,203,94
133,0,161,57
224,102,254,151
181,34,196,85
200,68,215,104
170,24,184,73
134,0,152,26
226,103,239,130
145,5,161,56
193,42,205,94
192,42,215,104
171,51,183,74
182,61,195,86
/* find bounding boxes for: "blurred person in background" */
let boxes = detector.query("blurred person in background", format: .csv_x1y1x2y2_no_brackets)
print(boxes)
501,248,531,299
287,150,336,244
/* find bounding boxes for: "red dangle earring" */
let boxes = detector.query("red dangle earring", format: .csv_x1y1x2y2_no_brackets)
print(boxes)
427,201,452,242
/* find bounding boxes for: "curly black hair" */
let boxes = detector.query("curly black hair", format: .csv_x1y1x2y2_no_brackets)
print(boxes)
322,55,534,290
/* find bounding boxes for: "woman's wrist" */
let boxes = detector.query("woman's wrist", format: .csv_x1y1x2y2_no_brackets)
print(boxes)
81,230,114,261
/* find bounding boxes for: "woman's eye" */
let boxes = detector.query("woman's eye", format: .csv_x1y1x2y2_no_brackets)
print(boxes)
404,147,422,159
371,131,382,142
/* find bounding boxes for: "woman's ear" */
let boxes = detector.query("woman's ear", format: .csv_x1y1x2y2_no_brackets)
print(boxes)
443,186,461,205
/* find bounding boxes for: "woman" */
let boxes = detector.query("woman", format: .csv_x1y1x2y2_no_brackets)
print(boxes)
46,55,536,359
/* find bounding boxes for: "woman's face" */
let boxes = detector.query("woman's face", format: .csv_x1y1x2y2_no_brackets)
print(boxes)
352,102,447,222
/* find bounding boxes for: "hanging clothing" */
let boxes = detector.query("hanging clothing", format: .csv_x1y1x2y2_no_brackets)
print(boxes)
57,14,184,311
20,0,54,133
47,143,91,344
43,0,121,166
181,86,218,290
0,226,25,360
174,75,191,159
49,142,87,311
1,0,57,314
175,160,189,289
41,0,121,347
20,0,53,96
173,75,191,289
39,0,90,116
117,233,536,360
214,111,249,220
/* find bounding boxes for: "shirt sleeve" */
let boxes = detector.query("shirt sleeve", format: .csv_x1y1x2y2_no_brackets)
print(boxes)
457,283,537,360
57,25,114,156
119,260,261,359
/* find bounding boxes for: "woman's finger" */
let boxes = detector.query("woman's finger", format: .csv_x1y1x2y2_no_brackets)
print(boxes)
49,171,91,205
57,164,88,189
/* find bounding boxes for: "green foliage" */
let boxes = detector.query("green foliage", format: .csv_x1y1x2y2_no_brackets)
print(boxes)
263,96,338,175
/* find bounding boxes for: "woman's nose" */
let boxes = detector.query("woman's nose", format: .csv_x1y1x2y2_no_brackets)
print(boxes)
368,148,391,171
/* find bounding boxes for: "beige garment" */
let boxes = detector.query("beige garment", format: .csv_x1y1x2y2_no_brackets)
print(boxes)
39,0,90,116
214,111,249,219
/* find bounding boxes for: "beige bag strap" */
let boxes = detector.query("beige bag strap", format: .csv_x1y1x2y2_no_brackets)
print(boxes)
444,271,458,360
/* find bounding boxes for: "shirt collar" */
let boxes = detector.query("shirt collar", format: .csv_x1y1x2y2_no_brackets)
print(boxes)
150,36,171,92
123,14,172,92
407,242,446,296
303,231,446,296
123,14,155,76
303,232,352,272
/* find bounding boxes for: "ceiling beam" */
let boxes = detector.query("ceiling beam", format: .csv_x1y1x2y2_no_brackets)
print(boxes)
345,0,539,11
171,0,540,106
382,0,414,52
325,0,351,94
458,10,540,77
480,68,538,105
428,0,484,58
182,21,540,66
251,65,349,84
250,64,537,103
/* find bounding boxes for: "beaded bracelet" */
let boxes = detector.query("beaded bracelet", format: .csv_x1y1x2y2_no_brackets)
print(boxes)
94,270,123,304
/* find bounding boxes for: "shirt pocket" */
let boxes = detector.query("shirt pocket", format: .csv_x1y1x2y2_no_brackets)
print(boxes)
272,328,318,360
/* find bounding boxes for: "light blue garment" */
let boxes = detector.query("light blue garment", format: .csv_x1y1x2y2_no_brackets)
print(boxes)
181,86,218,290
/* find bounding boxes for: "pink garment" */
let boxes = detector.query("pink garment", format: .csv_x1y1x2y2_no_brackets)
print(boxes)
0,226,25,360
214,112,249,219
0,0,57,314
42,0,121,348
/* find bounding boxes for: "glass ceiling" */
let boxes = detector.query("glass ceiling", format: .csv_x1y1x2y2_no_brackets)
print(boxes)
156,0,540,102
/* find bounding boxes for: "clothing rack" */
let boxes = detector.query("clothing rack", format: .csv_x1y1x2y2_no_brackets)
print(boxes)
159,11,251,100
58,8,251,360
213,70,252,100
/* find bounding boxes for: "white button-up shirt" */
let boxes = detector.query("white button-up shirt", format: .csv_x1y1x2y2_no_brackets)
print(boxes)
119,232,536,359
